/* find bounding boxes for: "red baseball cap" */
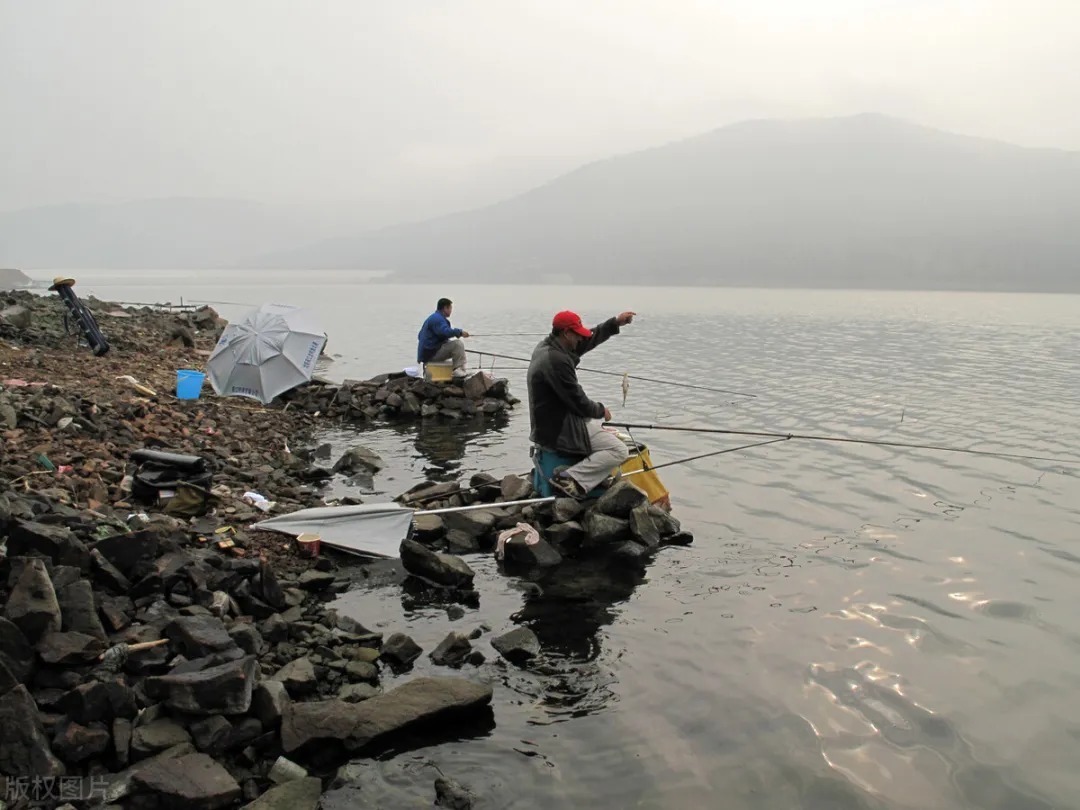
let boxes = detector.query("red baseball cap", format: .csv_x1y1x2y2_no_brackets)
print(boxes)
552,310,592,338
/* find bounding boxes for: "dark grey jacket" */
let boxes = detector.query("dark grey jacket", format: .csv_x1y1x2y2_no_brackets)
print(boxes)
527,317,621,457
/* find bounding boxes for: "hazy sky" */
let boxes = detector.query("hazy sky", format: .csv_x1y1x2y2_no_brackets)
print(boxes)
2,0,1078,212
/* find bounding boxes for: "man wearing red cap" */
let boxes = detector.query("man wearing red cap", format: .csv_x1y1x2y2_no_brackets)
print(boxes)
527,309,636,498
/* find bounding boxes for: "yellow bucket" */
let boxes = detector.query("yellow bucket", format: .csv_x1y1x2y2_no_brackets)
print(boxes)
425,361,454,383
618,445,671,511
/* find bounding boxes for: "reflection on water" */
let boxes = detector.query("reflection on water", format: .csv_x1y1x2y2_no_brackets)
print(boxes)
81,275,1080,809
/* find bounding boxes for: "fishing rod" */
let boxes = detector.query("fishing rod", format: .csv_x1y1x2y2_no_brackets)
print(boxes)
467,333,639,338
604,422,1080,465
621,437,790,476
466,349,756,398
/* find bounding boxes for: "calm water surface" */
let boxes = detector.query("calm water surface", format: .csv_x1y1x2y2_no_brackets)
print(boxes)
59,271,1080,808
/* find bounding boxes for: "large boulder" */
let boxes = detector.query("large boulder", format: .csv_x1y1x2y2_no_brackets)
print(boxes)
36,630,106,664
165,615,239,659
273,657,318,698
144,655,258,716
595,481,649,519
582,511,631,546
4,557,61,643
441,509,496,539
399,539,475,588
333,445,384,475
380,633,422,668
59,680,139,725
0,684,66,777
130,752,241,809
131,718,194,760
282,677,493,756
0,613,35,682
7,520,90,569
243,777,322,810
490,627,540,665
57,580,108,640
429,632,472,668
502,534,562,569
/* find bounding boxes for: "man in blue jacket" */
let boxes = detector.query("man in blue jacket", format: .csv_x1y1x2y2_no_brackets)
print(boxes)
417,298,470,377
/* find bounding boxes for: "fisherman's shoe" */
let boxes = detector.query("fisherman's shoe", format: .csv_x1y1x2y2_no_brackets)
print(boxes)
549,472,587,500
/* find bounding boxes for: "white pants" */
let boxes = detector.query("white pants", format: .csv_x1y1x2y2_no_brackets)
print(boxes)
565,422,630,492
430,339,466,370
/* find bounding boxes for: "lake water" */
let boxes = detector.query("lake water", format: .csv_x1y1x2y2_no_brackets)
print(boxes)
49,270,1080,808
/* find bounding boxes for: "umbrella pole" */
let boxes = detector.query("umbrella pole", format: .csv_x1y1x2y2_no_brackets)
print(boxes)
415,496,555,516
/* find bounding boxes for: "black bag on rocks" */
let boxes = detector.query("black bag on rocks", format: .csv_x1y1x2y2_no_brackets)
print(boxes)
130,450,214,516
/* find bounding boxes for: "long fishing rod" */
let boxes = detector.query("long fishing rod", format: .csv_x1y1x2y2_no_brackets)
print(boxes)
466,349,756,398
604,422,1080,465
622,437,790,476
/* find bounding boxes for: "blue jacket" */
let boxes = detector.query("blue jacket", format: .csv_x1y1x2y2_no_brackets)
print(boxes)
417,311,462,363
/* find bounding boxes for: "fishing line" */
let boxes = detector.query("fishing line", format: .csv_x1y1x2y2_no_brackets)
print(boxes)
466,349,755,398
604,422,1080,465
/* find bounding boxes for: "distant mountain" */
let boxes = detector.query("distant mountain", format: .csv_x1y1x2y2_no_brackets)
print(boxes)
0,154,582,271
256,114,1080,292
0,267,32,289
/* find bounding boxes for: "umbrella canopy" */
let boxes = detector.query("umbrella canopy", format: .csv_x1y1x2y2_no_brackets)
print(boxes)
207,303,326,404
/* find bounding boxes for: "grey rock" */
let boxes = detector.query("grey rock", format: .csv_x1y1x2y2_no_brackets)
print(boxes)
552,497,584,523
261,613,289,643
252,680,290,729
51,720,110,764
441,508,496,539
59,680,138,725
445,529,481,554
132,718,193,760
502,534,562,569
338,682,381,703
8,520,90,569
165,614,238,659
380,632,422,668
258,560,287,610
582,511,631,546
0,658,16,697
144,655,258,716
0,684,65,777
628,504,661,548
90,548,133,592
273,656,318,698
189,715,232,754
545,520,585,550
37,630,105,664
4,557,61,643
114,717,133,766
243,777,322,810
610,540,651,566
490,627,540,665
130,752,241,809
500,474,533,502
57,580,108,640
0,616,34,681
647,503,682,537
400,539,475,588
663,530,695,546
429,632,472,668
435,776,474,809
228,622,265,655
462,372,494,400
332,445,384,475
0,304,31,329
297,569,336,592
345,660,379,683
595,480,650,518
98,594,136,632
281,676,493,755
411,513,446,543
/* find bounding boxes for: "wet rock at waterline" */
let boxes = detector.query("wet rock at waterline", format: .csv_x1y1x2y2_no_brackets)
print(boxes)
400,539,476,589
490,627,540,665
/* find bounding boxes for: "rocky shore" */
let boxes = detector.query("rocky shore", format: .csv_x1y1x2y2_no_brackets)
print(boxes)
0,288,691,809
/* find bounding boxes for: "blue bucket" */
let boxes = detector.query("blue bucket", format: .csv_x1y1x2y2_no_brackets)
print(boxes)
176,369,205,400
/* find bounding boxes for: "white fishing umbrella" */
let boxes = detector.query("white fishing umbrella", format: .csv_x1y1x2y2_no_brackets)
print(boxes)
207,303,327,404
